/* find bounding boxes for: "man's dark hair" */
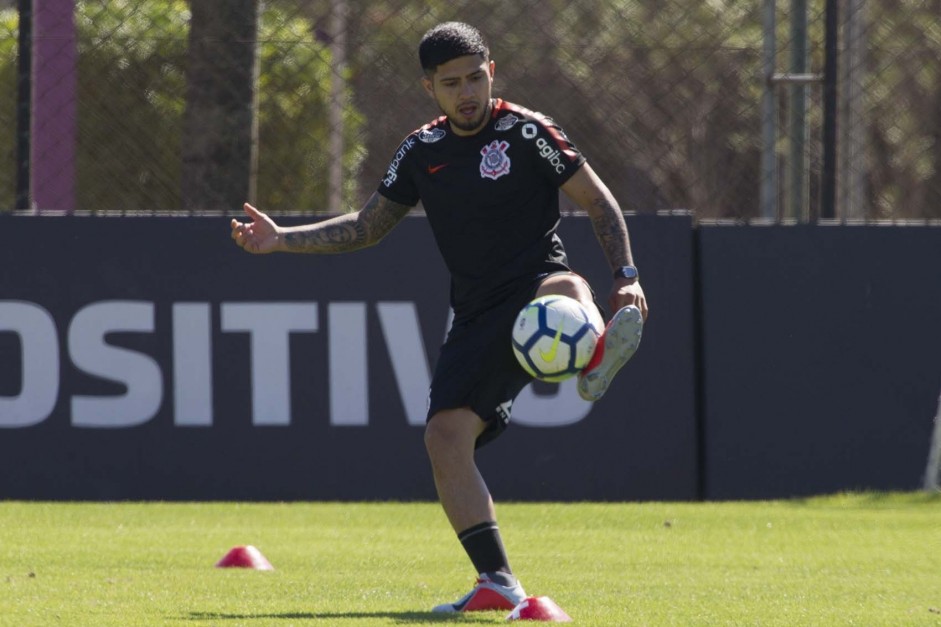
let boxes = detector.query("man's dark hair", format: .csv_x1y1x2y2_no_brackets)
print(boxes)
418,22,489,74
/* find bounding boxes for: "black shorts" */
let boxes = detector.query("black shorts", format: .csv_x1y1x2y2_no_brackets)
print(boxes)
427,271,600,448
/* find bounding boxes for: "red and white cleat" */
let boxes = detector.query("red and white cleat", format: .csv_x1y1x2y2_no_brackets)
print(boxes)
432,573,527,613
577,305,644,402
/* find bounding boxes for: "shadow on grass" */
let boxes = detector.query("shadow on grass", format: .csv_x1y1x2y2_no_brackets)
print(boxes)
185,611,483,623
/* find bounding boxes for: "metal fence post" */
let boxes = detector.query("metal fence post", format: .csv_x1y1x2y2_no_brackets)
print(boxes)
788,0,809,222
760,0,778,222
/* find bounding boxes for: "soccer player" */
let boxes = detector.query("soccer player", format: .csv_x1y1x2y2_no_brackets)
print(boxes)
230,21,648,613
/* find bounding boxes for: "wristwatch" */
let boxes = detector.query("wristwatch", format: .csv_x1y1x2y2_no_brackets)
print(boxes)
613,265,639,281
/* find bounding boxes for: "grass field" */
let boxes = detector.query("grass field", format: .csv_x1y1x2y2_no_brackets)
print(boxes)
1,493,939,626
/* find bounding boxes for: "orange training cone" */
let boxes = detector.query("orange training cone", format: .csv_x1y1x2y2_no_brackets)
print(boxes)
506,596,572,622
215,545,274,570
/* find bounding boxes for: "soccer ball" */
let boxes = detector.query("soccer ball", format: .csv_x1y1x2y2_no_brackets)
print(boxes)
511,295,600,382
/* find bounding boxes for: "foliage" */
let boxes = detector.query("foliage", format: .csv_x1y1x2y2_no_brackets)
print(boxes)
341,0,940,220
0,0,938,217
0,1,364,213
866,0,941,219
255,1,365,212
73,0,190,213
0,9,20,210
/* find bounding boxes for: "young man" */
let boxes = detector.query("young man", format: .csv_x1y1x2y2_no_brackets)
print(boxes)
230,22,648,613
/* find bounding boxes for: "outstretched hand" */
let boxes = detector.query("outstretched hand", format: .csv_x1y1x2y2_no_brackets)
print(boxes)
230,203,281,254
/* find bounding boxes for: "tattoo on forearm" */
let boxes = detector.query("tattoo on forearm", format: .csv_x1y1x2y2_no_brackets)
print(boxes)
282,194,410,254
283,220,367,253
589,197,631,266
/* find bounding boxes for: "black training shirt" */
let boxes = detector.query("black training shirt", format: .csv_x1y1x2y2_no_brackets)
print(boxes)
377,98,587,320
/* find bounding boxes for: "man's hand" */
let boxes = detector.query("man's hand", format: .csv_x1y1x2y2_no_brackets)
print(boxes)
609,279,648,322
230,203,281,254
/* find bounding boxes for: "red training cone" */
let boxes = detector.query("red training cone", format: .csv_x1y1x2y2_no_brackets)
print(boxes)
506,596,572,622
215,545,274,570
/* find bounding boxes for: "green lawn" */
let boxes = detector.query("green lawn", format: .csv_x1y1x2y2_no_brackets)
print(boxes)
1,493,939,626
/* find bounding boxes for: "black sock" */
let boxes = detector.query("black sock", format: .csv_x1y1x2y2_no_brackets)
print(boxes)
457,521,514,581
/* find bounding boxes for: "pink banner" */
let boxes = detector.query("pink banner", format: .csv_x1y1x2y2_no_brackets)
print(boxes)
32,0,76,212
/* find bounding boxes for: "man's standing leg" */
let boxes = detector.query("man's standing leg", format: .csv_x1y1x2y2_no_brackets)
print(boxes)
425,408,526,612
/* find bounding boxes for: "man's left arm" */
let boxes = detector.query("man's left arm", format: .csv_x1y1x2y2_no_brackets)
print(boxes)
561,163,649,320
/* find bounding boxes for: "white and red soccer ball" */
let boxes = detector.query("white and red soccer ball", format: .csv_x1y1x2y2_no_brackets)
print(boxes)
511,295,600,382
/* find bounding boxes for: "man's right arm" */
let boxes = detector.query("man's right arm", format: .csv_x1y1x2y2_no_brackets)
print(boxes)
231,192,413,255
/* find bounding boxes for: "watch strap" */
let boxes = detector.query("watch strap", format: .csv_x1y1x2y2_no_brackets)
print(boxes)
613,265,639,280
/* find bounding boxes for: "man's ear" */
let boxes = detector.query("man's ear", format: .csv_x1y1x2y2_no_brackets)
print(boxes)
421,75,435,98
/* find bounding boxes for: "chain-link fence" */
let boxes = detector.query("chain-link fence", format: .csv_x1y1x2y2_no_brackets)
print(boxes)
2,0,939,221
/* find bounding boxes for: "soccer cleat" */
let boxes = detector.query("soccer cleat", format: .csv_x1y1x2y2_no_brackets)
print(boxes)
577,305,644,402
432,573,527,613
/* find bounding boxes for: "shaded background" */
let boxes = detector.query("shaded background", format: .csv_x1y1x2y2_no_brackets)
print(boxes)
1,0,940,221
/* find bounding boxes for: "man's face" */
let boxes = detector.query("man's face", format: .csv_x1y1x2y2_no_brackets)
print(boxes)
422,55,494,136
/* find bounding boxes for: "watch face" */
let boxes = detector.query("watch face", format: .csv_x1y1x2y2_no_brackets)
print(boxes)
615,266,638,279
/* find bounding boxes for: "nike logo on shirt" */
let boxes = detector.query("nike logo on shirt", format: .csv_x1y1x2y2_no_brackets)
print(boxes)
427,163,449,174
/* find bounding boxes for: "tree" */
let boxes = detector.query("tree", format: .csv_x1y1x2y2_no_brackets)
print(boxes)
0,1,363,213
180,0,259,212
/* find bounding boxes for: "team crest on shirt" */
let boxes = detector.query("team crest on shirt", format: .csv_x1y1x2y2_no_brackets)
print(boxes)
495,114,519,131
418,127,446,143
479,140,511,180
